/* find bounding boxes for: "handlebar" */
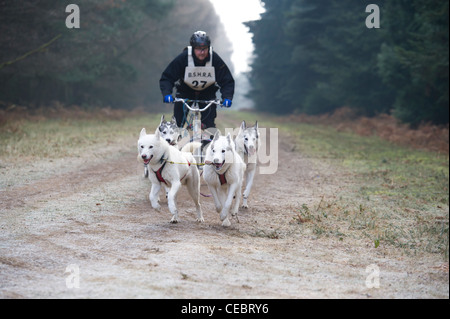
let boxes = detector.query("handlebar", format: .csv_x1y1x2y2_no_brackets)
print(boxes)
174,98,221,112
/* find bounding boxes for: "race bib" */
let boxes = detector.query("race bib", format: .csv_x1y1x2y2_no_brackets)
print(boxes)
184,46,216,91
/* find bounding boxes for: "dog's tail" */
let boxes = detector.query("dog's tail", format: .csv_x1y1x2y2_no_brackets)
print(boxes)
181,141,202,154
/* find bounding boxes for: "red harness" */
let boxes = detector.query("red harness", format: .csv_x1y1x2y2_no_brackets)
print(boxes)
154,161,167,184
153,160,191,185
216,166,230,186
218,173,227,185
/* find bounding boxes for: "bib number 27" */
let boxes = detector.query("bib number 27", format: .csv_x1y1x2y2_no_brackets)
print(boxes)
192,80,207,89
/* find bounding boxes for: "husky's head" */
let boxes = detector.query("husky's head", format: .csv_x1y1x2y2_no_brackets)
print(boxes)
137,127,166,165
236,120,259,156
158,115,180,146
206,132,236,171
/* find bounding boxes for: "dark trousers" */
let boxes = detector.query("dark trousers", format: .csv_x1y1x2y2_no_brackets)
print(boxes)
174,90,217,128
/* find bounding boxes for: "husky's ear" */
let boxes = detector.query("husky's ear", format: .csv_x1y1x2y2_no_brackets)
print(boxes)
154,126,161,139
213,131,220,142
255,121,259,137
226,132,232,145
226,133,235,151
140,128,147,138
239,120,246,135
171,115,177,124
160,114,165,126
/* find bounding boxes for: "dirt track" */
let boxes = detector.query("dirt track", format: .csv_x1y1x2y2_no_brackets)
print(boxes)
0,129,448,299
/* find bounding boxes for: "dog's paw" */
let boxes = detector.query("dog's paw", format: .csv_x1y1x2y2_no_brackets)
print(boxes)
152,204,162,211
170,217,178,224
222,218,231,227
196,217,205,223
242,197,249,209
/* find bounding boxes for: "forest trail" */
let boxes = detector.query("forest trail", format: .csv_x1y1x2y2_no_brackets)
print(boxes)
0,116,448,299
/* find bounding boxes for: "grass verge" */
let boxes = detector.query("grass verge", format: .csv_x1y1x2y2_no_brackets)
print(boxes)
228,110,449,259
0,111,162,160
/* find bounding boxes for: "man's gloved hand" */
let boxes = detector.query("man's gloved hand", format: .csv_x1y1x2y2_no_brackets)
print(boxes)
163,95,174,103
222,99,232,108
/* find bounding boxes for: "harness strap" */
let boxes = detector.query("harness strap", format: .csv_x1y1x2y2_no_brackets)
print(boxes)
218,173,227,185
208,164,229,186
153,161,168,185
154,160,191,185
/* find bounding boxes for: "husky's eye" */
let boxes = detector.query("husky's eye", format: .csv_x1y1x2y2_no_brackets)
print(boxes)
149,146,153,149
140,145,144,149
222,150,225,153
244,136,248,141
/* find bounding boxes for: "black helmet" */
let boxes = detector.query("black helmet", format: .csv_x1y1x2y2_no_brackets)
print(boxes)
190,31,211,48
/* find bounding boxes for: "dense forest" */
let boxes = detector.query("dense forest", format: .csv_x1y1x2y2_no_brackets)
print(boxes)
0,0,231,110
1,1,448,126
247,0,449,125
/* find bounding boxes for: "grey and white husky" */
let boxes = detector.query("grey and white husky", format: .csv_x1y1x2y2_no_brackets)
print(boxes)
144,115,181,178
234,121,259,208
158,114,181,147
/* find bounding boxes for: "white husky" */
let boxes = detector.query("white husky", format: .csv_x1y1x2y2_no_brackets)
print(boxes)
138,127,204,223
144,115,181,178
234,121,259,208
203,132,246,227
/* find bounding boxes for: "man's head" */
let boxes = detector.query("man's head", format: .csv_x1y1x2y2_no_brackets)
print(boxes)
190,31,211,62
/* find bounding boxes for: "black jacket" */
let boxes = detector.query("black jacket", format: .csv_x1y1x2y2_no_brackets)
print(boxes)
160,48,235,100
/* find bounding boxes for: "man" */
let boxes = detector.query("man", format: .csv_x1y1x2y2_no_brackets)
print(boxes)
160,31,235,129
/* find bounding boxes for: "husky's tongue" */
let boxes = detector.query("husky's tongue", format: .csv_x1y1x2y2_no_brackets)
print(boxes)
245,144,256,156
143,155,153,165
214,161,225,170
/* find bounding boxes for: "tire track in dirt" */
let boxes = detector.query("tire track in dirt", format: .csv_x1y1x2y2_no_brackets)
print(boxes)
0,152,135,211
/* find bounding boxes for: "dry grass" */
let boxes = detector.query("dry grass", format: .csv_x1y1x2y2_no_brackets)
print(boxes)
2,104,448,154
0,102,149,129
288,107,449,154
0,103,159,161
230,109,449,259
